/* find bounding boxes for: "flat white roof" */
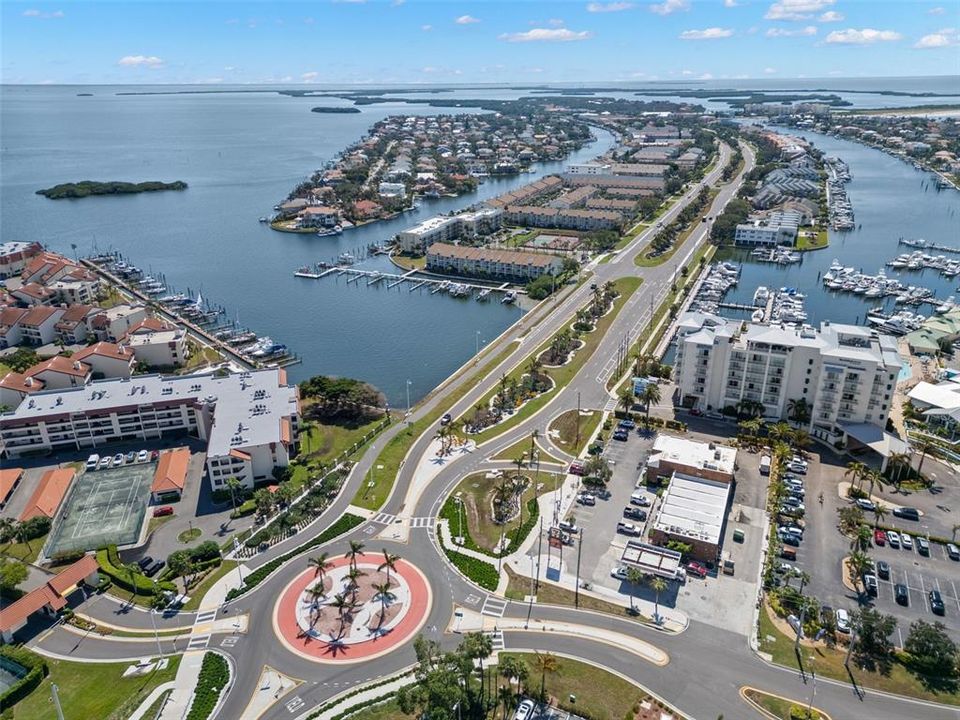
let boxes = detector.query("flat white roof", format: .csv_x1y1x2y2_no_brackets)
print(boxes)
648,434,737,477
908,380,960,411
653,472,731,546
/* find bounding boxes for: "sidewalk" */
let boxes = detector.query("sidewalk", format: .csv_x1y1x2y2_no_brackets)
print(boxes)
239,666,301,720
158,650,205,719
200,563,250,611
296,672,416,720
128,681,176,720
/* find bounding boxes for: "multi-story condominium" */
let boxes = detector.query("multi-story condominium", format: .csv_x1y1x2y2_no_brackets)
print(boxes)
566,163,611,175
396,209,503,253
734,212,800,246
673,313,902,440
91,303,149,342
0,368,300,490
426,243,563,281
122,318,188,369
562,173,665,192
0,242,43,280
502,205,622,232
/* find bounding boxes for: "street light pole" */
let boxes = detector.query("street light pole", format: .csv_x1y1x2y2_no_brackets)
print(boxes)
150,609,163,658
405,379,411,420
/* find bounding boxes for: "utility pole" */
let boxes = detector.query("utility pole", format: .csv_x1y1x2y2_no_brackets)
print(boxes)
535,517,543,593
405,379,411,419
575,391,581,449
51,684,65,720
575,527,583,609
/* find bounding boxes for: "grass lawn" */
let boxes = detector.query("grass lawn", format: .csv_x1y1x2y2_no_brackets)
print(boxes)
340,699,412,720
504,567,650,622
179,342,223,372
11,654,181,720
299,415,386,468
743,688,828,720
352,342,520,511
547,409,602,457
498,652,657,720
391,254,426,271
1,535,47,565
491,436,563,466
177,528,201,544
758,602,960,706
634,190,718,268
446,471,553,554
0,361,11,377
796,228,829,252
470,276,642,445
181,560,238,611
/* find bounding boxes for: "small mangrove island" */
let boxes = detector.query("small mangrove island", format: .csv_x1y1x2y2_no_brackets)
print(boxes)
311,106,361,114
36,180,188,199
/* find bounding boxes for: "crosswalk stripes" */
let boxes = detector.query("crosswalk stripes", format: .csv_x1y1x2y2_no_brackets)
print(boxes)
487,629,505,651
603,396,618,412
373,512,397,525
187,634,211,650
195,609,217,624
480,595,508,618
410,516,435,529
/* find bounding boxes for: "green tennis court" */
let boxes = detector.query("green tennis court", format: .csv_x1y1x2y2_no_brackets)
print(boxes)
45,462,156,556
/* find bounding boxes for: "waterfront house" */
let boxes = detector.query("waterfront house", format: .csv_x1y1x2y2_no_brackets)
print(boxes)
299,206,340,229
91,303,148,342
352,200,383,220
11,282,55,306
0,307,27,348
278,198,310,219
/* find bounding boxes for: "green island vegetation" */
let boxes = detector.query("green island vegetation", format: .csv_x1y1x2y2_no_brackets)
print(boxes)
635,186,715,267
504,566,651,623
5,651,181,720
345,634,679,720
36,180,188,199
547,409,603,457
185,652,230,720
440,467,543,556
491,435,563,465
311,106,362,113
742,688,829,720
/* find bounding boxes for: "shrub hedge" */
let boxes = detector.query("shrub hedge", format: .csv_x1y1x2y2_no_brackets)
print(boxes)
96,545,175,596
185,652,230,720
0,645,48,709
224,513,364,602
442,546,499,591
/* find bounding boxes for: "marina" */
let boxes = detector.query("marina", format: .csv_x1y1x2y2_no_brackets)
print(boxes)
293,263,515,301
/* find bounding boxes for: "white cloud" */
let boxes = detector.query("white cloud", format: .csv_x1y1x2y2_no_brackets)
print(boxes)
915,28,959,49
764,67,777,73
421,24,432,31
928,6,946,15
699,73,714,80
818,11,843,22
548,18,565,27
680,69,694,76
224,66,237,71
500,27,594,42
765,0,834,21
391,0,406,5
302,71,319,81
118,55,164,68
649,0,689,16
587,2,634,12
22,8,64,18
724,0,738,6
455,15,480,24
766,25,817,36
679,27,734,40
825,28,902,44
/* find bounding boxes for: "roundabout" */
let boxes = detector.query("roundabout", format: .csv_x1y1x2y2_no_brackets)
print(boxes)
273,556,432,663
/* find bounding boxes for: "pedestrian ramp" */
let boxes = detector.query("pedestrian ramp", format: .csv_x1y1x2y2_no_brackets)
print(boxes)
480,595,508,618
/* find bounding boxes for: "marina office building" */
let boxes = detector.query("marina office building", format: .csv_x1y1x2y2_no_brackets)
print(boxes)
673,313,902,442
0,368,300,490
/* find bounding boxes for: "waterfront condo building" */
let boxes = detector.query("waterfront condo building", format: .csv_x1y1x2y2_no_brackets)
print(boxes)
0,368,300,490
426,243,562,281
673,313,901,441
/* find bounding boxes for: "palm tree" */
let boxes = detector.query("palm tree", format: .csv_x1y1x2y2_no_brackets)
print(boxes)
914,438,935,479
493,478,513,524
498,685,515,720
378,550,400,585
253,487,274,518
276,482,296,507
434,424,450,455
345,566,367,598
790,428,811,453
873,504,888,528
532,651,560,701
345,540,366,572
225,476,242,511
0,518,14,548
372,581,395,625
769,422,792,443
308,552,333,583
846,551,872,591
618,386,635,415
852,524,872,552
306,582,327,627
463,632,494,702
844,461,870,495
639,382,661,428
888,451,911,488
648,575,668,623
625,567,643,613
787,397,810,427
795,570,811,595
864,470,885,500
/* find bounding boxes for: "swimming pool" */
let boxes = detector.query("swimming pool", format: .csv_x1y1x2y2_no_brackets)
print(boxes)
898,361,913,383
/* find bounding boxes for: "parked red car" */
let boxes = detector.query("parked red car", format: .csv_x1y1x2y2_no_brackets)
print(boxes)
568,461,586,476
689,408,703,417
153,506,174,517
686,561,708,579
873,529,887,546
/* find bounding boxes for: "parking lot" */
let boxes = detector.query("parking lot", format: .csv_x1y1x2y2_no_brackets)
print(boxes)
554,418,768,636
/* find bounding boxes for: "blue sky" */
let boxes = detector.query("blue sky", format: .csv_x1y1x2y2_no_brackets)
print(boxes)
2,1,958,84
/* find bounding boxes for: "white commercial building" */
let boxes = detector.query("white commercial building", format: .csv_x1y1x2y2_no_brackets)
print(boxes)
734,211,800,246
649,472,731,563
673,312,902,441
566,162,611,175
0,368,300,490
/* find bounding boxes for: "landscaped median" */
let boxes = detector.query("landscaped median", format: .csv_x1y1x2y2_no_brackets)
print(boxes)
547,408,603,457
224,513,364,602
468,276,642,446
741,687,830,720
185,651,230,720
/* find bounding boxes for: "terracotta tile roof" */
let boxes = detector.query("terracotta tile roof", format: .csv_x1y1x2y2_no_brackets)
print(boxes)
20,305,59,326
228,449,251,461
151,448,190,494
0,555,98,634
0,371,45,394
72,341,134,363
280,417,292,445
0,468,23,502
427,242,561,268
125,317,171,336
26,356,91,379
20,467,75,521
56,304,98,324
0,307,27,328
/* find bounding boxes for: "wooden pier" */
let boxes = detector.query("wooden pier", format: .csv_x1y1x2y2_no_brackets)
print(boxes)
293,265,515,298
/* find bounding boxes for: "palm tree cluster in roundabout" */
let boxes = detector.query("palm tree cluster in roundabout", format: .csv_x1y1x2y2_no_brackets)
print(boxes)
293,546,410,645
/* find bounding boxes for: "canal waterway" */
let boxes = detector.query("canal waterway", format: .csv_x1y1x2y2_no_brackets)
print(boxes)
714,125,960,328
0,85,615,404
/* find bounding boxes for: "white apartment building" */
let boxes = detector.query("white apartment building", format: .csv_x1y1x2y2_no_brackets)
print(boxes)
0,368,300,489
566,162,611,175
673,313,902,440
92,303,148,342
123,319,188,369
734,212,800,246
396,209,503,253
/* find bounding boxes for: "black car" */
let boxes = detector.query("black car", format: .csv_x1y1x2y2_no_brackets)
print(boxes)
895,583,910,606
623,506,647,521
137,556,153,571
781,533,801,547
440,413,452,426
893,507,920,521
876,560,890,580
612,430,629,441
930,590,946,616
145,560,166,577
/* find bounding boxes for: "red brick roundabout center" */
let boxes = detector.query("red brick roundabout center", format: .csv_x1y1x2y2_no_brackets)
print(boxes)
274,556,432,663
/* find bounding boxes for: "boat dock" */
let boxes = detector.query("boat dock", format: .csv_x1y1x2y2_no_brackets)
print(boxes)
898,238,960,256
294,265,516,299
